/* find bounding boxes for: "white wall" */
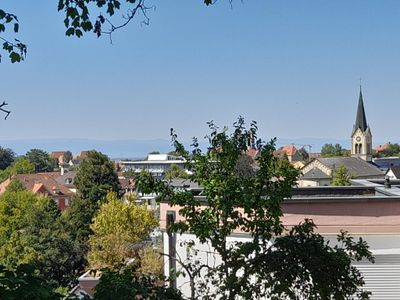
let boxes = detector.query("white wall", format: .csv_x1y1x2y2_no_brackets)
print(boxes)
164,232,400,299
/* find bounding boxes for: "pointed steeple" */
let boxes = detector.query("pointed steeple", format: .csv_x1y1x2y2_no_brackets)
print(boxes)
354,87,368,132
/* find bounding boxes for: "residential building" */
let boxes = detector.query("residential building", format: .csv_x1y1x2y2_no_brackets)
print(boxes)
51,151,68,165
160,182,400,299
386,166,400,180
374,142,391,153
299,157,383,187
120,154,186,179
274,145,303,162
0,172,74,210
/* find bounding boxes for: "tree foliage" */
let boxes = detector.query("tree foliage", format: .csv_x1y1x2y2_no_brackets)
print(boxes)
25,149,57,173
0,264,63,300
0,9,26,63
0,146,15,170
320,143,348,157
137,246,164,277
64,151,73,164
165,164,189,180
0,157,36,183
297,147,309,162
74,150,120,203
0,189,81,289
1,1,217,64
139,118,373,299
88,192,158,269
332,165,352,186
93,265,184,300
374,143,400,158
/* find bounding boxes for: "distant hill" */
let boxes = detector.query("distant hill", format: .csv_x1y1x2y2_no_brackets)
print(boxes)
1,137,390,159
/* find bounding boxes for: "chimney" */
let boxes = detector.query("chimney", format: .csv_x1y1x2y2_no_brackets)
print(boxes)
60,165,64,176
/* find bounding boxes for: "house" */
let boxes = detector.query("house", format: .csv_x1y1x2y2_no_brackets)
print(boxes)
299,157,384,187
160,182,400,299
120,154,186,179
51,151,67,165
374,142,391,153
274,145,303,162
55,170,77,193
119,178,136,196
70,150,91,165
386,166,400,180
0,172,74,210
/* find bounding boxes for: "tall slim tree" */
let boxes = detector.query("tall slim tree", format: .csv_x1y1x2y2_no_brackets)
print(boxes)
74,150,120,203
0,147,15,170
25,149,56,173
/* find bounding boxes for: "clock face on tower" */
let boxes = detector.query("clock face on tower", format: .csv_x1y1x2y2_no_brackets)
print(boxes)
356,136,361,142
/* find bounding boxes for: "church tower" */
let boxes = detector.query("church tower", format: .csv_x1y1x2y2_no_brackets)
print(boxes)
351,88,372,161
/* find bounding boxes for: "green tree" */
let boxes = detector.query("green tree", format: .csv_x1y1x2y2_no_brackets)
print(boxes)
375,143,400,158
0,189,81,289
74,150,120,203
321,143,347,157
0,8,26,64
0,264,63,300
137,246,164,277
165,164,189,180
123,169,137,179
25,149,57,172
0,157,35,184
12,157,35,174
0,146,15,170
93,265,184,300
297,147,309,161
332,165,352,186
88,192,158,269
63,151,73,164
60,196,98,279
139,118,373,299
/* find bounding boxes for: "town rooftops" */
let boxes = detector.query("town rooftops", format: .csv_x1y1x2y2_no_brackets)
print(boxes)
309,157,383,178
301,168,331,180
0,172,73,197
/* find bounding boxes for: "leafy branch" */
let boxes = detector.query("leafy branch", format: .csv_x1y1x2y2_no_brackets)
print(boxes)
58,0,220,42
0,9,26,63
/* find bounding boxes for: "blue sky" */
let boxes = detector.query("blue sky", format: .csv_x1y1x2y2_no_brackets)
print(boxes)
1,1,400,148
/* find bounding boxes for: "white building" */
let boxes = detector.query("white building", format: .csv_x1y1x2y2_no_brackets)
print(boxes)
160,184,400,299
120,154,186,179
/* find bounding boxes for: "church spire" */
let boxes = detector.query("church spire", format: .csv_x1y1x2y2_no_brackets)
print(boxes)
351,86,372,161
354,87,368,132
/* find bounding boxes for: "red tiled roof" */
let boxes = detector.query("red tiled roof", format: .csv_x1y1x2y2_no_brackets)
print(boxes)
7,173,72,197
51,151,66,159
374,143,390,152
281,145,298,156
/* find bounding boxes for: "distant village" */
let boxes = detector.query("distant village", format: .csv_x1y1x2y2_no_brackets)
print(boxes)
1,89,400,298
